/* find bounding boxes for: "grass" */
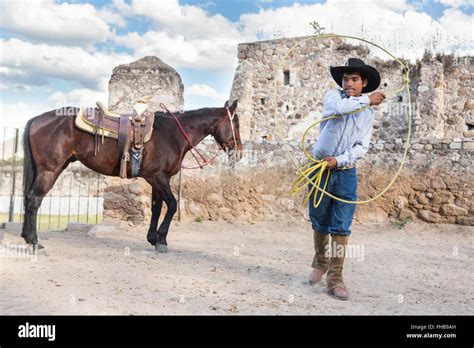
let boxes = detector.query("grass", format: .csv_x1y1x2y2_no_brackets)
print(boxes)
392,216,412,230
0,213,102,231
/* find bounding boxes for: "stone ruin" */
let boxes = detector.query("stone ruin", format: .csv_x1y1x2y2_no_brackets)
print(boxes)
102,37,473,227
108,56,184,113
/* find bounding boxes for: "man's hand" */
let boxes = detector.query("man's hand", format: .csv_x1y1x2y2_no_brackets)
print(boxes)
323,157,337,169
369,92,386,106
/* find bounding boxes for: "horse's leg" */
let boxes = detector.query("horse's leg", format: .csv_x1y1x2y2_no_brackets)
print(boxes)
145,175,177,253
22,169,63,248
146,190,163,246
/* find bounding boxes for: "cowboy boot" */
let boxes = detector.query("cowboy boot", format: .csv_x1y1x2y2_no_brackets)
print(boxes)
308,230,330,285
327,234,349,300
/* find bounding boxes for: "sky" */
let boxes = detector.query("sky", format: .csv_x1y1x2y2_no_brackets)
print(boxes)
0,0,472,128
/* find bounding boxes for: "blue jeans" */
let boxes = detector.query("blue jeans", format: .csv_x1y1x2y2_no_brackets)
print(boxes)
308,167,357,236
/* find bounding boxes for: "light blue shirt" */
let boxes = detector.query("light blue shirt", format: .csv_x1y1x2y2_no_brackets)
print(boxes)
313,89,375,168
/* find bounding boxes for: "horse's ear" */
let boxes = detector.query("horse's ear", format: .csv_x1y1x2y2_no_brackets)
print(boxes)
230,99,238,110
224,100,229,108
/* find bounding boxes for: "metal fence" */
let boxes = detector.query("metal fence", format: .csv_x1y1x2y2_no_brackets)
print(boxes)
0,127,105,231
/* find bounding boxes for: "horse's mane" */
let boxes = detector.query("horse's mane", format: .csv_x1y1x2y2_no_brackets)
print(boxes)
153,107,219,129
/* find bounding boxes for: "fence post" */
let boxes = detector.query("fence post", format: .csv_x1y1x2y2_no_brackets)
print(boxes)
8,128,19,222
178,169,183,222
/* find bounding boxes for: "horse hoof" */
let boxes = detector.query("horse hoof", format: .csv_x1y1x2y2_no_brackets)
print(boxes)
31,243,45,252
155,244,168,253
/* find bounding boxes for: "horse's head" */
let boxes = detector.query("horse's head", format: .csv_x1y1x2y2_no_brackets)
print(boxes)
213,100,243,167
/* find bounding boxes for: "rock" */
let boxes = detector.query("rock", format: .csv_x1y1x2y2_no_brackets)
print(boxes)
456,216,474,226
132,195,150,205
462,100,474,112
66,222,93,232
463,142,474,150
463,130,474,137
431,191,453,204
430,177,446,190
207,193,224,203
399,208,415,221
87,224,115,237
355,206,387,223
440,204,468,216
412,154,428,166
187,201,206,216
465,114,474,126
261,194,276,202
417,194,430,205
417,210,441,223
103,191,126,203
394,196,409,209
449,142,462,149
3,222,22,232
373,143,384,151
128,182,143,195
412,183,427,191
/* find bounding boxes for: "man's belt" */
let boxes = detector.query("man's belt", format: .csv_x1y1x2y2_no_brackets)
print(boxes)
335,163,356,171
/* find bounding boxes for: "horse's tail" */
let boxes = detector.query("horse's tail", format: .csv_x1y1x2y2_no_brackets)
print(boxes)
22,118,37,206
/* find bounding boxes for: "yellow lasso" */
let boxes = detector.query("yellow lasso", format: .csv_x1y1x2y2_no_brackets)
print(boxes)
272,34,412,208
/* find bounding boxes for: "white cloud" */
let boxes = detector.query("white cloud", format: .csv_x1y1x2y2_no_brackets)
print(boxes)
437,8,474,55
0,0,111,47
0,85,108,128
47,88,109,110
435,0,473,8
115,30,242,70
111,0,134,15
131,0,239,39
0,101,50,128
98,7,127,28
237,0,473,61
113,0,254,71
0,38,133,89
183,84,229,110
185,84,228,100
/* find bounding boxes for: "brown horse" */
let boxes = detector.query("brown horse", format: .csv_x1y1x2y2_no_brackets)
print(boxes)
22,100,242,252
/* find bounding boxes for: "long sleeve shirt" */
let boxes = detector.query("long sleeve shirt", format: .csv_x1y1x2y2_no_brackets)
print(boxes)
312,89,375,168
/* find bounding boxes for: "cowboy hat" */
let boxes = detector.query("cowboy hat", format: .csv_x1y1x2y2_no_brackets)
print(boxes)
330,58,381,93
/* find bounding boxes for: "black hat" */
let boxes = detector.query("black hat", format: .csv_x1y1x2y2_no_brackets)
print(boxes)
330,58,381,93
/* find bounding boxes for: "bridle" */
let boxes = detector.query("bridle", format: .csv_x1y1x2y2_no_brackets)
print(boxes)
159,103,239,169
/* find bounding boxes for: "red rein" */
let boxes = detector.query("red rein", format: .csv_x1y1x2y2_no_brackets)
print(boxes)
159,103,235,170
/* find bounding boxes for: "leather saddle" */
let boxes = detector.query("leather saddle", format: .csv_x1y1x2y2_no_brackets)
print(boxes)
75,98,155,178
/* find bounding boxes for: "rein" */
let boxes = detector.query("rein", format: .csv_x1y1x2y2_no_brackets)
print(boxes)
159,103,238,170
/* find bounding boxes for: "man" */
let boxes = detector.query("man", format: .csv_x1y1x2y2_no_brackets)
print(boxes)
308,58,385,300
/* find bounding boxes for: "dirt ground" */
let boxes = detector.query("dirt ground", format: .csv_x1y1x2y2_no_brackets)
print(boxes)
0,219,472,315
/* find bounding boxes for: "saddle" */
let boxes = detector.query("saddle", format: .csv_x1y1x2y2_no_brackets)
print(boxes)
75,98,155,178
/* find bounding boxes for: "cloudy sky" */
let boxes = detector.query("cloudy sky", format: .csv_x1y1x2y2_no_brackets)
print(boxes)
0,0,472,127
